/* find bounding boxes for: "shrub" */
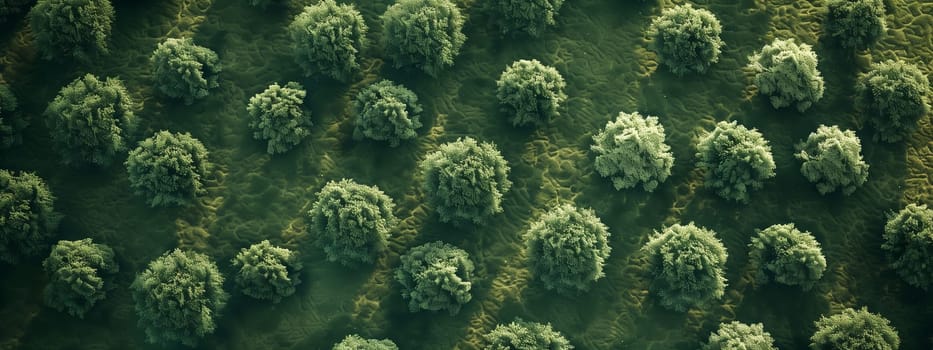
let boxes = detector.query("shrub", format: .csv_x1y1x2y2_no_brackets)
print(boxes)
642,223,727,312
703,321,776,350
489,0,565,37
150,38,221,104
483,318,573,350
333,334,399,350
810,307,899,350
45,74,137,166
748,223,826,290
288,1,367,81
352,80,423,146
382,0,466,76
591,111,674,192
747,38,824,112
28,0,113,61
125,131,211,207
395,241,474,315
130,249,228,347
0,82,26,149
42,238,117,318
421,137,512,225
0,170,59,264
526,204,611,294
825,0,886,50
246,82,311,154
882,203,933,289
495,59,567,127
231,240,302,303
647,4,724,76
308,179,397,266
696,121,776,202
856,60,930,143
795,125,869,195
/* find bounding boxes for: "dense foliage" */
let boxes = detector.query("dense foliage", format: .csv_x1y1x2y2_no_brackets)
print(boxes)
352,80,423,146
231,240,302,303
0,170,58,264
591,111,674,191
382,0,466,76
0,82,26,148
856,60,930,143
825,0,886,50
489,0,565,37
647,4,724,76
810,307,900,350
125,131,211,207
245,0,282,9
882,203,933,289
42,238,117,318
288,1,367,81
28,0,113,61
748,223,826,290
421,137,512,225
703,321,776,350
696,121,776,202
795,125,869,195
526,204,611,294
642,223,728,311
496,59,567,127
333,334,399,350
130,249,228,347
0,0,34,23
395,241,474,315
308,179,397,265
246,82,311,154
483,318,574,350
150,38,221,104
748,38,825,112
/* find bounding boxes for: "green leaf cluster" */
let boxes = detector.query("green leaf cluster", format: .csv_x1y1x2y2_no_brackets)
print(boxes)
748,223,826,290
333,334,399,350
247,82,310,154
0,82,26,148
352,80,423,146
395,241,474,315
648,4,724,76
421,137,512,225
150,38,221,104
857,60,930,143
591,111,674,192
496,59,567,127
231,240,302,303
483,318,573,350
28,0,113,61
526,204,611,294
42,238,117,317
309,179,397,266
703,321,776,350
382,0,466,77
642,223,728,311
795,125,869,195
882,203,933,289
125,131,211,207
489,0,565,37
696,121,776,202
747,38,825,112
288,1,367,82
825,0,886,50
810,307,899,350
0,169,59,264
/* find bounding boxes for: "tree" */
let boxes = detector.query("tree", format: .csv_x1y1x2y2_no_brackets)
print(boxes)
421,137,512,225
246,82,311,154
0,82,26,148
825,0,886,50
308,179,397,266
395,241,474,315
810,307,899,350
795,125,869,195
0,0,35,23
333,334,399,350
45,74,137,166
483,318,574,350
696,121,776,202
28,0,113,61
526,204,611,294
642,223,728,312
125,131,211,207
703,321,776,350
150,38,221,105
382,0,466,76
591,111,674,192
856,60,930,143
42,238,117,318
495,59,567,127
231,240,302,303
647,4,724,76
748,223,826,290
489,0,565,37
352,80,423,146
0,169,59,264
287,1,367,82
747,38,824,112
882,203,933,290
130,249,228,347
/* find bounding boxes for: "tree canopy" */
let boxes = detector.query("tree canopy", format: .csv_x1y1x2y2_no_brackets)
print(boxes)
496,59,567,127
882,203,933,290
0,82,25,149
703,321,777,350
648,4,724,76
857,60,930,143
825,0,886,50
247,81,311,154
43,238,118,318
150,38,221,104
748,38,825,112
489,0,565,37
526,204,611,294
395,241,474,315
231,240,303,303
591,111,674,192
748,223,826,290
642,223,728,311
0,170,59,264
353,80,423,146
696,121,776,202
308,179,397,265
421,137,512,225
28,0,113,61
483,318,574,350
795,125,869,195
382,0,466,76
288,1,367,81
810,307,899,350
125,131,211,207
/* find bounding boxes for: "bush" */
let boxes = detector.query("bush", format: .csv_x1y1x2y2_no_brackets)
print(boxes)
42,238,117,318
333,334,398,350
28,0,113,61
496,59,567,127
856,60,930,143
748,223,826,290
130,249,228,347
45,74,137,166
0,170,59,264
591,111,674,192
352,80,423,146
246,82,311,154
810,307,899,350
647,4,724,76
288,1,367,81
382,0,466,76
882,203,933,289
483,318,573,350
125,131,211,207
150,38,221,104
421,137,512,225
703,321,776,350
747,38,825,112
0,82,26,149
825,0,886,50
231,240,303,303
395,241,474,315
308,179,397,265
696,121,776,202
526,204,611,294
642,223,727,311
795,125,869,195
489,0,565,37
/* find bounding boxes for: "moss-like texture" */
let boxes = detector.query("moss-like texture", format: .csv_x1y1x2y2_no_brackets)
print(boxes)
43,238,117,318
856,60,930,143
288,0,367,82
352,80,423,146
489,0,565,37
703,321,776,350
882,203,933,290
0,82,26,149
825,0,886,50
246,82,310,154
421,137,511,225
810,307,899,350
332,334,399,350
496,59,567,127
395,241,474,315
647,4,723,76
308,179,397,266
245,0,283,10
125,131,211,207
696,121,776,203
747,38,824,112
231,240,302,303
795,125,869,195
0,0,35,23
382,0,466,77
748,223,826,290
591,111,673,192
28,0,113,61
526,204,611,294
483,318,573,349
643,223,728,312
150,38,221,105
0,170,59,264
